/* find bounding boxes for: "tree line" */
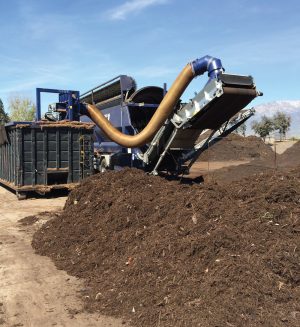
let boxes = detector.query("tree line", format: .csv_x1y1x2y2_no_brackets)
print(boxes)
251,111,291,141
0,95,36,125
229,111,291,141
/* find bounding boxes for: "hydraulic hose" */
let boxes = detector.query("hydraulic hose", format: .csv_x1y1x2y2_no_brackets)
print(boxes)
84,56,223,148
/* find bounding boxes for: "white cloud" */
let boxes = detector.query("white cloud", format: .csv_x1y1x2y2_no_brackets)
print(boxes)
254,101,300,116
106,0,169,20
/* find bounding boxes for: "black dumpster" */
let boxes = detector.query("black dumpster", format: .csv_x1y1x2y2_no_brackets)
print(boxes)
0,121,94,199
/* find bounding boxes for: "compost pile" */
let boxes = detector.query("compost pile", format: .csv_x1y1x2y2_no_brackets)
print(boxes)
202,161,275,183
199,133,274,161
33,168,300,327
279,141,300,167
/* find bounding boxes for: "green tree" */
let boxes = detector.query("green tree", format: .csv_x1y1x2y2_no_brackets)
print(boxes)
8,95,35,121
272,111,291,140
251,115,274,141
0,98,10,125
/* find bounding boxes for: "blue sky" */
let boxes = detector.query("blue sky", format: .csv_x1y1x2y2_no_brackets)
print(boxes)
0,0,299,112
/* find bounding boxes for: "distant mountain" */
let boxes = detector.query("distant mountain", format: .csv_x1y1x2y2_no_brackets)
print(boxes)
247,100,300,137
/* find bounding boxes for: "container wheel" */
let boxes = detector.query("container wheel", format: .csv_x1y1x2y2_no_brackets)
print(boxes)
16,192,27,200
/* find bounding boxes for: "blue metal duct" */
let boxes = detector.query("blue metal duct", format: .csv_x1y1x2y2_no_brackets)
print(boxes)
191,55,224,79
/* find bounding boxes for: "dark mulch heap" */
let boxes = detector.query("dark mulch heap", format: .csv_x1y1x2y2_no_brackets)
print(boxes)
19,212,57,226
19,215,40,226
199,134,275,162
32,168,300,327
201,139,300,183
202,160,276,183
279,141,300,167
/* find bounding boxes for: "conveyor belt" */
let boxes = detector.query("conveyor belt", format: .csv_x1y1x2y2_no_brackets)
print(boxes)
191,87,257,130
80,75,136,105
141,73,260,174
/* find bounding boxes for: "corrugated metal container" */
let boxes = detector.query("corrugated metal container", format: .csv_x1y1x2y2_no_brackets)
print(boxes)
0,122,94,198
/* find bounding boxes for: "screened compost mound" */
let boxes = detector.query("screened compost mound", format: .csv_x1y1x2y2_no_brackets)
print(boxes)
33,168,300,327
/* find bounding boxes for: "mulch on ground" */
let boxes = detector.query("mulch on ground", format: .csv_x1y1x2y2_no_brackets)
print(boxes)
201,139,300,183
198,134,275,162
279,141,300,167
19,212,58,226
32,167,300,327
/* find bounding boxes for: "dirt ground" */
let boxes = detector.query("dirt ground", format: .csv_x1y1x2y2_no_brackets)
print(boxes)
0,186,127,327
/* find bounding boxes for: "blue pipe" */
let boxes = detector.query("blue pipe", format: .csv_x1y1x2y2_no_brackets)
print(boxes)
36,88,42,121
190,55,224,79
